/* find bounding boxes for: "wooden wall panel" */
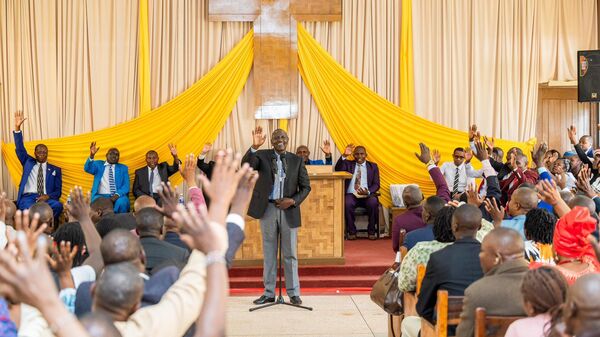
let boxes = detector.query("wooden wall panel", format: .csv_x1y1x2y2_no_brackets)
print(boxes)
536,86,593,152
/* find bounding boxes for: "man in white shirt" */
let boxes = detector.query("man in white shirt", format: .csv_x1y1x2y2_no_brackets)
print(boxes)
439,147,479,198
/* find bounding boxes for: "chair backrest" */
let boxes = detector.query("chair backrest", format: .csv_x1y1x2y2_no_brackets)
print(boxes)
398,228,407,247
399,246,408,261
420,290,464,337
416,264,426,295
474,307,524,337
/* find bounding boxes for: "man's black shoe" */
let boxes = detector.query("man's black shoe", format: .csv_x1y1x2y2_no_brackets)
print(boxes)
290,296,303,305
253,295,275,305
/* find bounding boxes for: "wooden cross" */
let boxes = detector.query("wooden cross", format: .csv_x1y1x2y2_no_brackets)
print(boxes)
209,0,342,119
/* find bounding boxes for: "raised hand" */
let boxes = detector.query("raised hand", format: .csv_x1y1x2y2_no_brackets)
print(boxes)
466,183,483,207
468,124,480,141
179,153,197,187
576,166,596,198
66,186,91,223
414,143,432,164
173,203,228,254
567,125,578,145
201,143,213,156
89,141,100,158
531,143,548,169
483,136,495,153
343,144,355,157
14,210,47,255
464,149,473,163
536,179,561,206
46,241,78,275
230,168,259,216
321,140,332,156
251,126,267,150
168,143,178,157
155,182,179,218
15,111,27,131
483,198,504,228
432,149,441,165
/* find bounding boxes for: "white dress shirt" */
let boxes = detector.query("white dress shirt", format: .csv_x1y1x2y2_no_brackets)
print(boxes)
98,162,115,195
24,162,47,194
440,162,478,193
347,161,368,194
148,166,161,193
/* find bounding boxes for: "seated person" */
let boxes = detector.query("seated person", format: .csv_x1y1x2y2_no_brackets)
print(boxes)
134,195,157,212
392,143,451,251
135,208,189,275
551,159,576,191
133,145,180,203
486,186,538,239
561,274,600,337
29,202,55,234
403,196,446,249
196,143,216,178
295,140,332,165
335,144,380,240
505,267,568,337
84,142,130,213
3,200,16,228
499,154,539,204
13,111,63,219
455,228,528,337
402,204,484,337
439,147,478,196
523,208,556,264
568,125,600,193
536,207,599,285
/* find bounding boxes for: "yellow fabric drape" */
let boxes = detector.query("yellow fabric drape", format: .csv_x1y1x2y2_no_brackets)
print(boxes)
297,24,535,207
1,30,253,200
399,0,415,113
138,0,151,114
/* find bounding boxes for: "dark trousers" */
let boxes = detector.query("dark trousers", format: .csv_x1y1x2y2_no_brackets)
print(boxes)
344,193,379,235
18,193,64,217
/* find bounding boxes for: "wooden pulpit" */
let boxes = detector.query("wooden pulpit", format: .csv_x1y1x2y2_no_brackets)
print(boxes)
232,166,351,266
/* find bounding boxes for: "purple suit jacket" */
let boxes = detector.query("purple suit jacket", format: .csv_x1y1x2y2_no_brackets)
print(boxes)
334,157,380,194
391,166,450,251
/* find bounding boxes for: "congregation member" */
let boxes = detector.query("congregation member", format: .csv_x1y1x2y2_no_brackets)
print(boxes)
523,208,556,264
456,228,529,337
484,186,538,238
196,143,216,178
552,158,577,191
562,274,600,337
13,111,63,219
402,196,446,250
568,125,600,193
438,147,479,196
391,143,450,248
243,126,311,305
335,144,381,240
295,140,333,165
133,144,180,204
569,125,595,158
402,205,485,337
84,142,130,213
505,267,568,337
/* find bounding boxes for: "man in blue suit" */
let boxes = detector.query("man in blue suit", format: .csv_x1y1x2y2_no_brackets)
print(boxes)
84,142,130,213
13,111,63,218
295,140,333,165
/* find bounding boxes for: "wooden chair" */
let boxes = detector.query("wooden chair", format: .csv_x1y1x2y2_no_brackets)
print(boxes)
474,307,523,337
402,264,426,316
420,290,464,337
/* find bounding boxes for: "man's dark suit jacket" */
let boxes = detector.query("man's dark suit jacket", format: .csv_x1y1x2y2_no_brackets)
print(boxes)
242,148,311,228
417,237,483,322
334,157,380,194
140,236,190,275
196,157,215,179
133,161,179,198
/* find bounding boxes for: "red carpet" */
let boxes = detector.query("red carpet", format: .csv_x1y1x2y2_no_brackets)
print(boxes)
229,237,395,295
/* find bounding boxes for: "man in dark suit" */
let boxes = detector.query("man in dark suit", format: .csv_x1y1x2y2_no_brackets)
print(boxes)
13,111,63,218
242,126,311,305
196,143,216,178
133,144,180,204
135,208,189,275
335,144,380,240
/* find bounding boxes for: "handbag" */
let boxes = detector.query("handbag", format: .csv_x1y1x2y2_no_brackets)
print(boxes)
370,265,404,316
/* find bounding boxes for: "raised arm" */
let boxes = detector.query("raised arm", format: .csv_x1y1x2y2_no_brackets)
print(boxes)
334,144,354,171
166,143,180,176
13,111,31,165
84,142,101,175
67,187,103,276
415,143,451,202
242,126,266,170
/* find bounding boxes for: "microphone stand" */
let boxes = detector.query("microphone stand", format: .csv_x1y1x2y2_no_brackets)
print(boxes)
250,165,312,312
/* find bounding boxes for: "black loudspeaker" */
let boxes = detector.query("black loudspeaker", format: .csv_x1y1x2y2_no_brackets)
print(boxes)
578,50,600,102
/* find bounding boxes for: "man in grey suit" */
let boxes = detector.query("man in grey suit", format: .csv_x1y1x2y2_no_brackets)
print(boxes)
243,126,311,305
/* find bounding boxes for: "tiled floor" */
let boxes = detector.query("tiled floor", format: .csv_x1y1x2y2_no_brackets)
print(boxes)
226,295,388,337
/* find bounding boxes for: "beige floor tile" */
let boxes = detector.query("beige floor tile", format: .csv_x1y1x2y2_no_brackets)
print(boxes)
351,295,385,313
360,311,389,335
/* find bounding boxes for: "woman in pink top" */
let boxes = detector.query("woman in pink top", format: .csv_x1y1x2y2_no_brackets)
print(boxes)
505,266,568,337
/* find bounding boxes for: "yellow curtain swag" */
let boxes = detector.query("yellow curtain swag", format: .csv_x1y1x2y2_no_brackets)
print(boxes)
1,30,254,201
297,23,535,207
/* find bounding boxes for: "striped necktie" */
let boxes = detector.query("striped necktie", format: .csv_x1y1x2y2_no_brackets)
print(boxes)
108,165,116,195
452,167,459,194
36,164,44,195
354,164,362,191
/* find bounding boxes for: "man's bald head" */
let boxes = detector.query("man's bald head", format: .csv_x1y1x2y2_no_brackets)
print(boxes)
508,187,538,216
451,204,482,234
135,208,164,236
100,229,144,268
92,262,144,320
479,228,524,273
569,195,597,216
402,186,423,208
91,197,115,223
28,202,54,233
564,274,600,335
134,196,157,212
4,200,16,226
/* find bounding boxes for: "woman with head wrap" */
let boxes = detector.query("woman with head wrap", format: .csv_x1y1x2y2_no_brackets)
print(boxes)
534,206,599,285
